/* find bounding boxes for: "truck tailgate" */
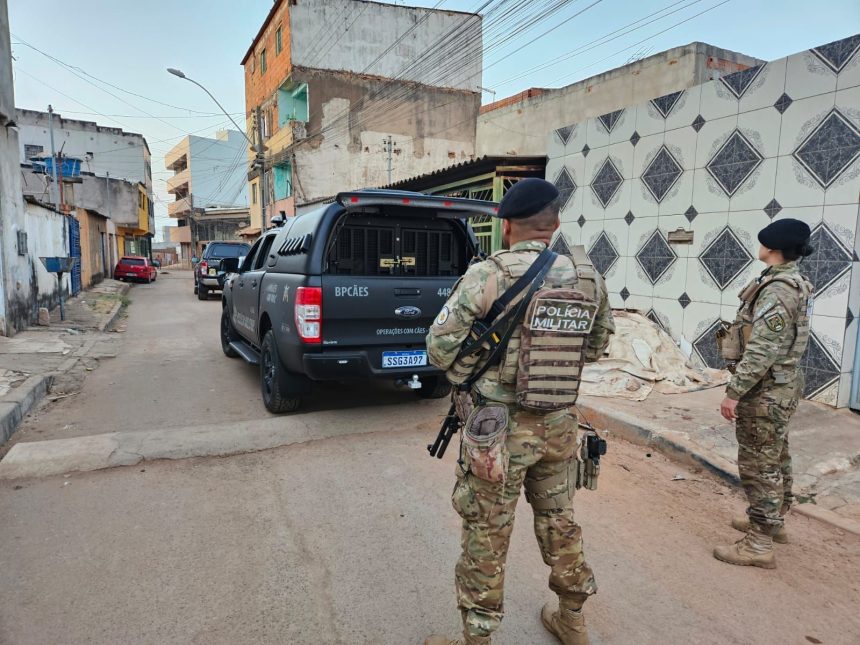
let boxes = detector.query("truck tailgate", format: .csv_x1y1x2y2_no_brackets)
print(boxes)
320,276,455,349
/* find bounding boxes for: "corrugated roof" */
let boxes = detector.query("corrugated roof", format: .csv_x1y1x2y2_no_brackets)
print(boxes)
381,155,546,190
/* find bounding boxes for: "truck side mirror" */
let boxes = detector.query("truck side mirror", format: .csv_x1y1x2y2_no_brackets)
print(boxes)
191,256,199,264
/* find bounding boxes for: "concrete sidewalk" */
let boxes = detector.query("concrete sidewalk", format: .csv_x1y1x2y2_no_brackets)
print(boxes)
0,280,129,447
577,387,860,528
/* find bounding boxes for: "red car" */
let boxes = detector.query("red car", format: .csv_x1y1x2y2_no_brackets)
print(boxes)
114,256,157,283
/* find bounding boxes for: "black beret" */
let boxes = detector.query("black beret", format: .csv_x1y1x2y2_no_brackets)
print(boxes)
758,218,811,251
497,178,560,219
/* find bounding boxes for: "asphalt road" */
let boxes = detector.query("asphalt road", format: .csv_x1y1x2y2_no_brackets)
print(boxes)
12,271,426,443
1,272,858,644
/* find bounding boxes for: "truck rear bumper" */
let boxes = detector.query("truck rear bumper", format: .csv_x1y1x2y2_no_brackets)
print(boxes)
302,352,441,380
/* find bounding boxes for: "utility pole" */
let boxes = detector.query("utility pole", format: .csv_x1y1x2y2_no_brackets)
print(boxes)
383,135,396,185
47,105,60,208
255,106,268,231
106,171,111,220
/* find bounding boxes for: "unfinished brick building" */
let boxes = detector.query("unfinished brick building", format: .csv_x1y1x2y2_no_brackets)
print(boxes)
241,0,483,227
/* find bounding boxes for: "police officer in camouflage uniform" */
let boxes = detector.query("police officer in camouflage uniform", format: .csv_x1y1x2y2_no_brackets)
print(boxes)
424,179,615,645
715,219,814,569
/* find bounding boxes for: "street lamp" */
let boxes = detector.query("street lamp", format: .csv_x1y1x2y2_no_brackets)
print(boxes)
167,67,268,231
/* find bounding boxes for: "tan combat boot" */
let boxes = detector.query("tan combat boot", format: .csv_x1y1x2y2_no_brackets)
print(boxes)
713,528,776,569
541,602,589,645
424,634,490,645
731,516,788,544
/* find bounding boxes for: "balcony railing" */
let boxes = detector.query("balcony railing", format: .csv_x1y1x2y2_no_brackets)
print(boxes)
168,196,193,217
166,168,190,194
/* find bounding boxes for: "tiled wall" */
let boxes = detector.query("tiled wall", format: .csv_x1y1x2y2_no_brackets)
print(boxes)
546,34,860,407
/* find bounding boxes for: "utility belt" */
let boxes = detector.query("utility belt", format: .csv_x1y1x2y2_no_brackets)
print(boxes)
429,244,606,497
458,402,607,501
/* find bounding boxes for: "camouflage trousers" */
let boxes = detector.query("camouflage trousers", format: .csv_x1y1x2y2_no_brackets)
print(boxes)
736,392,798,536
451,407,596,638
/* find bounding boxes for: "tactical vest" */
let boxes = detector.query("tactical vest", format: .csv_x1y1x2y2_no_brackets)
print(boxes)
446,246,599,412
716,272,813,381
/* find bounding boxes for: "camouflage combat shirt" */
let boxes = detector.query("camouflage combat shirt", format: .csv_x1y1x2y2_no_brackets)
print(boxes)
726,261,811,401
426,240,615,404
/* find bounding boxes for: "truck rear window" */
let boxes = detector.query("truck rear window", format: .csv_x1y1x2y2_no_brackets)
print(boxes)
207,243,249,258
326,214,466,277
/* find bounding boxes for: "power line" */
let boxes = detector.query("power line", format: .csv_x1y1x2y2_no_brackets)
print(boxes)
11,35,243,116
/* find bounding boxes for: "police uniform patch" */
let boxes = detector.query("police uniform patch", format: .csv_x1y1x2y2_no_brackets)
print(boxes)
764,311,786,332
435,306,450,326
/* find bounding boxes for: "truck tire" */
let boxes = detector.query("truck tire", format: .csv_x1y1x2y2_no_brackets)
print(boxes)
416,375,452,399
260,330,302,413
221,309,239,358
197,285,209,300
193,280,198,295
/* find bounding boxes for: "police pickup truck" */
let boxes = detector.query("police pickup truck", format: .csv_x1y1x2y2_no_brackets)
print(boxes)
219,190,495,413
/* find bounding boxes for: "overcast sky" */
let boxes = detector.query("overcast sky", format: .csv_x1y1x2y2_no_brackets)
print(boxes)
9,0,859,237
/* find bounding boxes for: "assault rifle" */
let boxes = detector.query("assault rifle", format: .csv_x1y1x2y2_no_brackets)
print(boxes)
427,403,462,458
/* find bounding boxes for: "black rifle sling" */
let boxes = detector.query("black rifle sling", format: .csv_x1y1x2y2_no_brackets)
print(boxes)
459,250,556,390
485,247,556,323
458,247,557,358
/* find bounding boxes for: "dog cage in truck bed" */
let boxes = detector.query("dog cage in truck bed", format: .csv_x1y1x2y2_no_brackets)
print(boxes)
326,215,466,277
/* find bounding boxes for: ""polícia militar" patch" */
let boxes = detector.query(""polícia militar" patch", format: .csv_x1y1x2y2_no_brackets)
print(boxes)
528,299,596,334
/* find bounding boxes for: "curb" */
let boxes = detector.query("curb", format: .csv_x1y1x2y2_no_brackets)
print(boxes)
576,400,740,485
97,283,129,332
0,405,431,480
97,301,123,332
0,375,53,445
576,400,860,538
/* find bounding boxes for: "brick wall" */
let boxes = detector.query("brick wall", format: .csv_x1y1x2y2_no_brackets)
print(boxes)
243,0,292,122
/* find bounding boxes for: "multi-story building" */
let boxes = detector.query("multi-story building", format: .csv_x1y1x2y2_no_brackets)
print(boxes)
241,0,483,227
163,129,249,248
16,108,154,256
16,108,152,193
477,43,761,157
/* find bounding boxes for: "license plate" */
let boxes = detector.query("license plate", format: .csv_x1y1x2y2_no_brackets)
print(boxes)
208,268,217,276
382,350,427,368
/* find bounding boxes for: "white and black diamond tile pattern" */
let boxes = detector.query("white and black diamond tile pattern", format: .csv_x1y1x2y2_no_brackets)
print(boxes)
800,330,841,399
739,58,788,114
698,227,754,290
641,146,684,203
553,166,577,211
706,130,765,196
793,108,860,189
543,34,860,405
587,231,620,278
812,34,860,75
785,49,838,101
799,223,854,294
590,157,625,209
635,229,677,284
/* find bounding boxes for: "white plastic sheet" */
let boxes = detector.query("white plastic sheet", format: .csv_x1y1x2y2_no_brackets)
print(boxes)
580,311,729,401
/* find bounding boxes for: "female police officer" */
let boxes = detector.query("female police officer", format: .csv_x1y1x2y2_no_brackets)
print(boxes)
715,218,814,569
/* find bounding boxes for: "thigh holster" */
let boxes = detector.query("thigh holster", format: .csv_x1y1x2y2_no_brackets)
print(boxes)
524,460,577,511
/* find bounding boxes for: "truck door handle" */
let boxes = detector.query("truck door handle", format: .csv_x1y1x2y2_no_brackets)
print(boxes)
251,280,257,288
239,281,244,287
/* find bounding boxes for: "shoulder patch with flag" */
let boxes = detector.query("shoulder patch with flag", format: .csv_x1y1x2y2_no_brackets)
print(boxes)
764,310,786,332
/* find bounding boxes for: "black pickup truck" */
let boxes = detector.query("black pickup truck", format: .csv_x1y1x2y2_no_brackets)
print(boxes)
219,190,495,413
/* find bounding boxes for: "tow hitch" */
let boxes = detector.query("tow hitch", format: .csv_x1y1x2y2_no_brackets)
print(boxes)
396,374,423,390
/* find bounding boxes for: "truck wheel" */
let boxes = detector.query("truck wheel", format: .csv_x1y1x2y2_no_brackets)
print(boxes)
193,281,198,295
221,309,239,358
416,375,452,399
260,330,302,413
197,285,209,300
